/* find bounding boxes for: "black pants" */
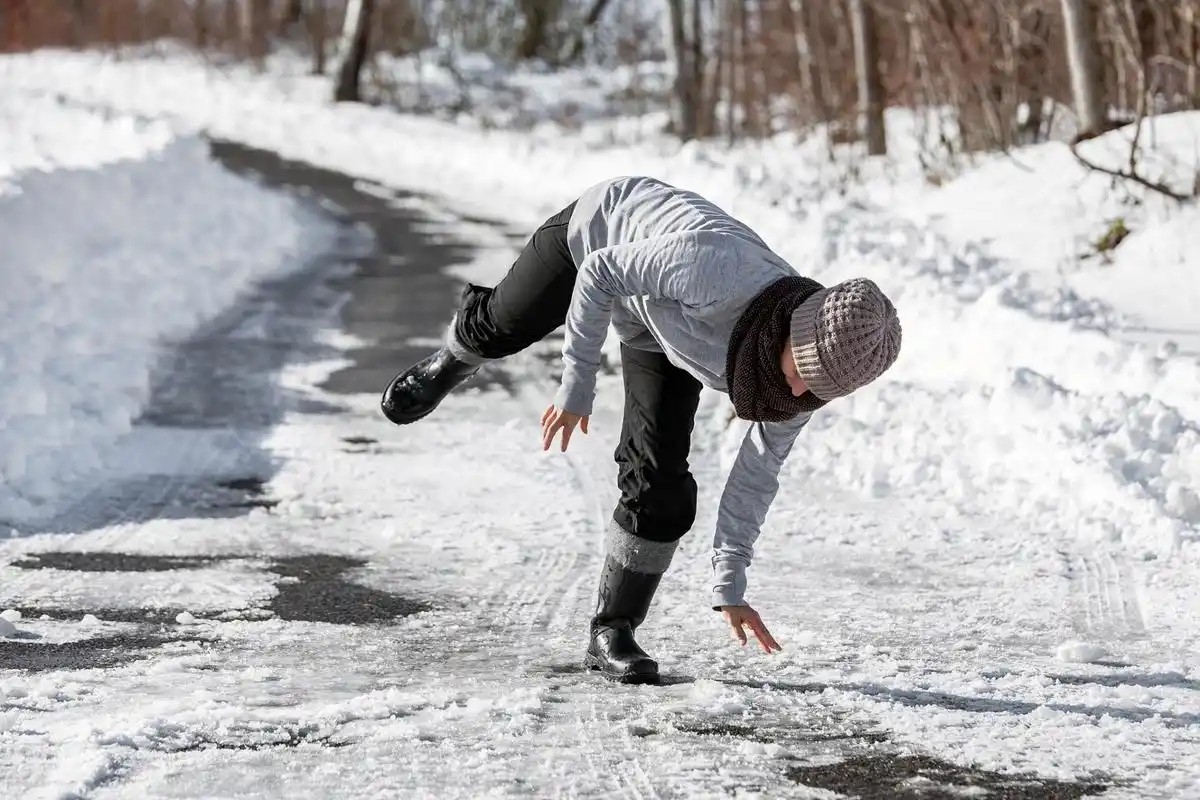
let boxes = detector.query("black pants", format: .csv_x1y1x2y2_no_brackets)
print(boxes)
455,205,702,544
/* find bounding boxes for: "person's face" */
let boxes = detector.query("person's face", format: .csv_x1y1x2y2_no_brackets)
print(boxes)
780,337,808,397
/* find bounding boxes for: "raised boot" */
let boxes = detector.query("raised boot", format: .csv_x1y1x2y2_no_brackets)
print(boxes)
380,347,478,425
584,554,663,684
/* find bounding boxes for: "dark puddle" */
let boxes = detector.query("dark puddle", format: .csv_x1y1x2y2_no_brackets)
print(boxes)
1048,670,1200,691
268,555,428,624
10,552,226,572
0,634,209,673
787,754,1109,799
9,551,428,627
3,552,429,671
9,551,427,623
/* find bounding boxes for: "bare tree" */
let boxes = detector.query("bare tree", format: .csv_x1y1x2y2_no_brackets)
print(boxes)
223,0,241,55
850,0,886,154
789,0,829,125
193,0,209,49
308,0,328,74
665,0,712,140
1060,0,1107,137
247,0,270,63
1187,4,1198,105
335,0,375,102
692,0,713,136
516,0,558,60
665,0,695,139
562,0,613,62
283,0,305,32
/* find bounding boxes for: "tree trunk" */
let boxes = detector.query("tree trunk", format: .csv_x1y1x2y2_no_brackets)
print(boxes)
665,0,697,140
224,0,241,54
516,0,557,60
67,0,91,47
789,0,829,125
334,0,375,102
1188,5,1198,107
1059,0,1107,137
247,0,270,63
691,0,713,137
722,0,735,143
308,0,327,75
283,0,304,31
563,0,612,63
849,0,886,155
194,0,209,48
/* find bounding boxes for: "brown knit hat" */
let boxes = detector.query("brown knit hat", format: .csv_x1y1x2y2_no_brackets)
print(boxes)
790,278,901,401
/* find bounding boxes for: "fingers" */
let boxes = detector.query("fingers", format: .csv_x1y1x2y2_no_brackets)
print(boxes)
729,618,748,646
539,407,587,453
540,407,554,451
747,617,782,654
541,416,559,452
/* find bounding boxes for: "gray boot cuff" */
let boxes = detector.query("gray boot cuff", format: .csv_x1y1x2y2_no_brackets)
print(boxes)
605,520,678,576
444,315,492,367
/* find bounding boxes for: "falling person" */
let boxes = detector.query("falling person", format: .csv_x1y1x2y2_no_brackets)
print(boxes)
381,176,902,684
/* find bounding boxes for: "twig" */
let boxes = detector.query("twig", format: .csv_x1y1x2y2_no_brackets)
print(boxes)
1069,140,1193,202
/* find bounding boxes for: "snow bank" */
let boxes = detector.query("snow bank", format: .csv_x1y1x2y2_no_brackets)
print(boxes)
0,100,332,525
0,91,174,186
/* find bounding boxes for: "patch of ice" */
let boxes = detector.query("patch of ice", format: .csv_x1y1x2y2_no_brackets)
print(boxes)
0,608,21,622
0,618,16,637
1055,641,1110,664
175,611,198,625
80,614,101,625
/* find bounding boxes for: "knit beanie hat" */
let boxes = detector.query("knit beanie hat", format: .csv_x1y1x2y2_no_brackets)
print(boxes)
790,278,901,401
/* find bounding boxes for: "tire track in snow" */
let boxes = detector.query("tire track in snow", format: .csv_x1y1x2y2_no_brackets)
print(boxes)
1067,550,1146,641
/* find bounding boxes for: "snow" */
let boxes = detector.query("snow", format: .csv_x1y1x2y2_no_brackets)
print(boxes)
0,93,335,524
0,47,1197,798
1056,641,1111,664
0,610,20,623
174,612,197,625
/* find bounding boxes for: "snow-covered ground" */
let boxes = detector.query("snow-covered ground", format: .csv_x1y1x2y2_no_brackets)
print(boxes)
1,49,1198,798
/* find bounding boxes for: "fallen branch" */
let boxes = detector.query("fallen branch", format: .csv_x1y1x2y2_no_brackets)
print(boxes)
1070,141,1194,202
1070,88,1196,203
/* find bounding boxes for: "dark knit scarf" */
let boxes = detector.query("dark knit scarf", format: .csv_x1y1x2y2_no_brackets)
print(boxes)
725,276,828,422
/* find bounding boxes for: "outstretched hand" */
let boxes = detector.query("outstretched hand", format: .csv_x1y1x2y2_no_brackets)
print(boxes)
541,404,589,452
720,605,782,654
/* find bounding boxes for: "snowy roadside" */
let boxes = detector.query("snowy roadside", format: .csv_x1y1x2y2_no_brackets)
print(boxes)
0,49,1197,798
0,92,335,524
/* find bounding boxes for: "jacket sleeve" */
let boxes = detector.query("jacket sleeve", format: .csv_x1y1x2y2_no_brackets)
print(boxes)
711,412,812,609
555,231,734,416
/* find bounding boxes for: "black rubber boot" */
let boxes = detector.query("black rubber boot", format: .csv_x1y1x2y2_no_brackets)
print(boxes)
584,555,662,685
380,348,479,425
